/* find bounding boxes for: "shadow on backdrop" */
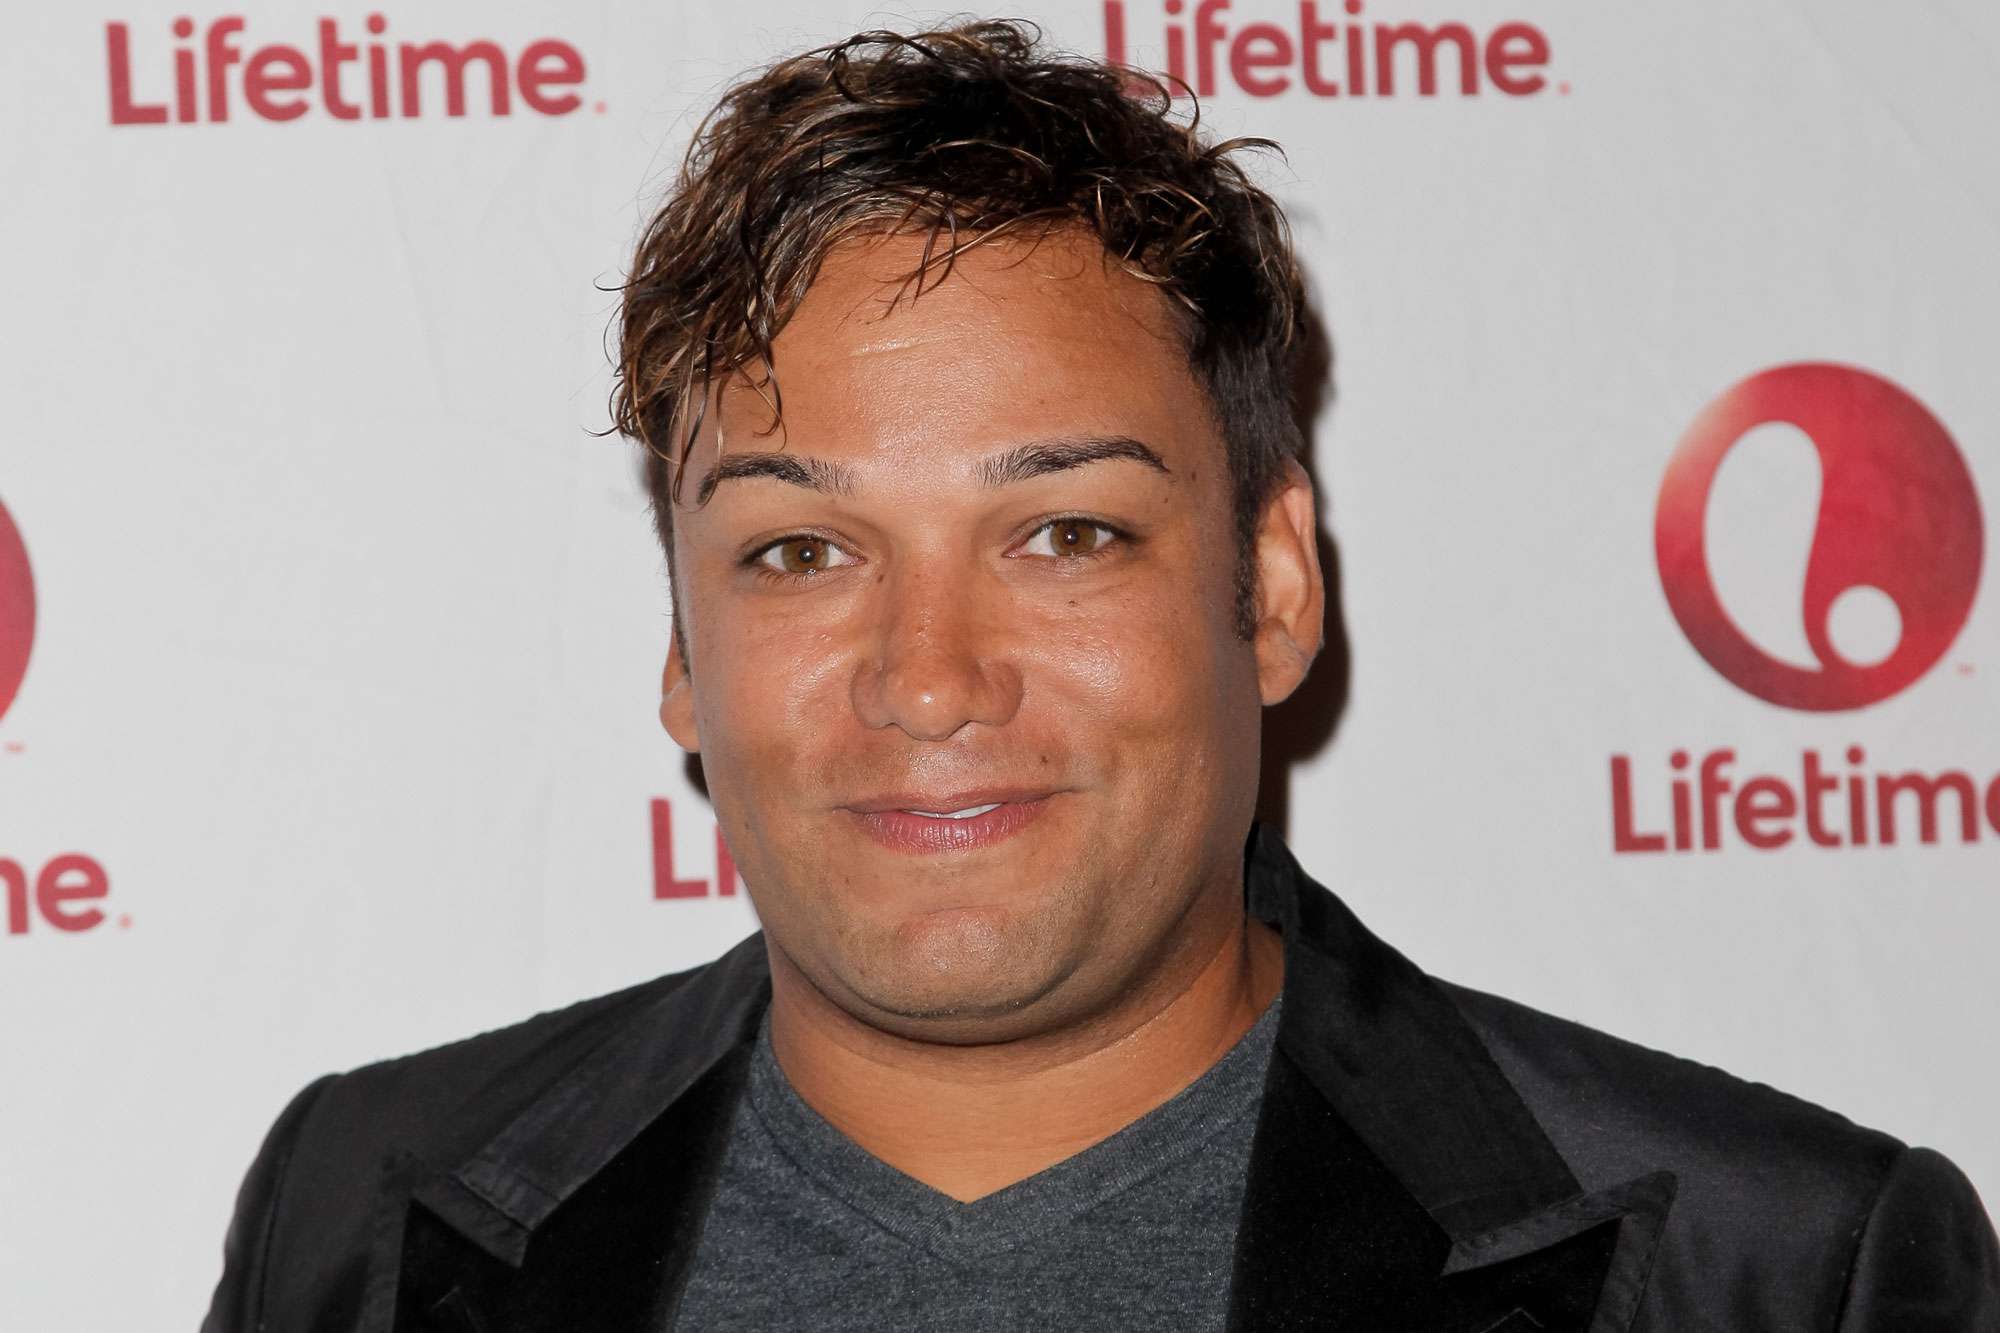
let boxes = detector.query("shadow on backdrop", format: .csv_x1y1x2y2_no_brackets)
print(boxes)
676,278,1353,840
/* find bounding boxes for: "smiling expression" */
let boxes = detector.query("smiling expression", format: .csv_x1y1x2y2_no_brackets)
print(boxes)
660,228,1312,1042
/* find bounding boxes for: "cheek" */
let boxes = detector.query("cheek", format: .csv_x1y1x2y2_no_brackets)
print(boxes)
1063,556,1260,837
691,609,852,771
1022,569,1243,745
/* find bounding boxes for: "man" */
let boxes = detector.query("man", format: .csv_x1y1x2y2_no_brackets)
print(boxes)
205,21,1999,1332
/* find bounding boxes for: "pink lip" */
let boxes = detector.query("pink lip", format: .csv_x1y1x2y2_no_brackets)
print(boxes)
846,794,1055,854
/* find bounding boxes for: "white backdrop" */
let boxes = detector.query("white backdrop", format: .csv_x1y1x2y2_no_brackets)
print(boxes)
2,2,1995,1326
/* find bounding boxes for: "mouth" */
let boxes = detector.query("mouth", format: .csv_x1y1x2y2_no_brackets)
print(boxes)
843,790,1058,854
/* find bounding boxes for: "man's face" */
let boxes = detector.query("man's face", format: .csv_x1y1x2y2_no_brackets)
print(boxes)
662,229,1319,1042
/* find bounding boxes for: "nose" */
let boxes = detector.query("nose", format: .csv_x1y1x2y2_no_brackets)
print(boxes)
849,566,1023,740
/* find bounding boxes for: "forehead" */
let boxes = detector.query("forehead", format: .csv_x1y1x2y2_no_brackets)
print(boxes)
712,228,1210,457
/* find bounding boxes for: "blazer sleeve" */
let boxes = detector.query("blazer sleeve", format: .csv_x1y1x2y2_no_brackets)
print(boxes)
200,1074,338,1333
1836,1145,2000,1332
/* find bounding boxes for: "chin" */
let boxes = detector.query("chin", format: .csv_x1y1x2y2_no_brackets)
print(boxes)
838,903,1078,1028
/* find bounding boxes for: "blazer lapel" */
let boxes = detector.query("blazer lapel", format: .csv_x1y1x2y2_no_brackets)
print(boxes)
1229,827,1675,1332
1442,1170,1678,1333
391,1048,751,1333
381,937,773,1333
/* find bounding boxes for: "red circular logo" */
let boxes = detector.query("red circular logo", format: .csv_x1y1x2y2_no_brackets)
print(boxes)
0,496,33,724
1656,363,1982,712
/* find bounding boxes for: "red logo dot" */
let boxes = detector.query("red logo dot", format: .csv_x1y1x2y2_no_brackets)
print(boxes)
0,497,33,724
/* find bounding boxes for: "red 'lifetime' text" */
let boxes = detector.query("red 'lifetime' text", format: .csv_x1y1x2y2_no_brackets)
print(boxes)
1611,747,2000,853
105,14,587,125
3,853,111,935
652,799,740,900
1102,0,1553,99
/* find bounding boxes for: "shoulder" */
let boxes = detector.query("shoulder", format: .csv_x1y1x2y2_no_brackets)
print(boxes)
1439,981,2000,1329
298,968,691,1164
1440,980,1903,1202
204,955,742,1329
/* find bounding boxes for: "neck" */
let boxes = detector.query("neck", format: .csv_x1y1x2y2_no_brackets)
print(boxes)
764,903,1285,1202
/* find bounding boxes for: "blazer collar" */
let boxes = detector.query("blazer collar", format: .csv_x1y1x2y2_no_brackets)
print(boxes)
1247,823,1583,1237
411,931,771,1267
1232,825,1674,1332
384,934,772,1329
388,826,1672,1331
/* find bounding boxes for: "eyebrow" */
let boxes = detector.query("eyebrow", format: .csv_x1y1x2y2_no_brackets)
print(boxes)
695,435,1170,503
977,436,1171,487
695,453,859,505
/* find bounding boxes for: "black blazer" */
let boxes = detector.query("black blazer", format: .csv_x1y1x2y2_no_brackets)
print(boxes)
204,828,2000,1330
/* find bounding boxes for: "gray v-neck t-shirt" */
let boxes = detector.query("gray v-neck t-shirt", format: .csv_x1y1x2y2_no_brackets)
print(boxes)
672,997,1281,1331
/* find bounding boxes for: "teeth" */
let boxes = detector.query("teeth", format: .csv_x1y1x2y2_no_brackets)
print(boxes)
905,803,1002,820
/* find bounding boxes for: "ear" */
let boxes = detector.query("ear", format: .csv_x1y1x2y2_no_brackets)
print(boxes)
1251,457,1325,706
659,626,700,752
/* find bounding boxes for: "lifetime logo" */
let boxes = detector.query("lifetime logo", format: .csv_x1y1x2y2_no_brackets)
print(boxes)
105,14,589,125
1102,0,1557,99
1655,363,1982,712
1611,364,1989,855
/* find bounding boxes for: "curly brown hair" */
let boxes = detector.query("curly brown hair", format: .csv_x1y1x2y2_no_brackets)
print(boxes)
609,19,1307,634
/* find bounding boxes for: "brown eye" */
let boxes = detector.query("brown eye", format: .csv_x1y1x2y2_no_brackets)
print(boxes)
1022,519,1117,558
754,537,853,576
1051,521,1102,555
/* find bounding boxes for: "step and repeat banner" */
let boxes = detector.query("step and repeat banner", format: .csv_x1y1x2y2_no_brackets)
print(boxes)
3,1,1995,1325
